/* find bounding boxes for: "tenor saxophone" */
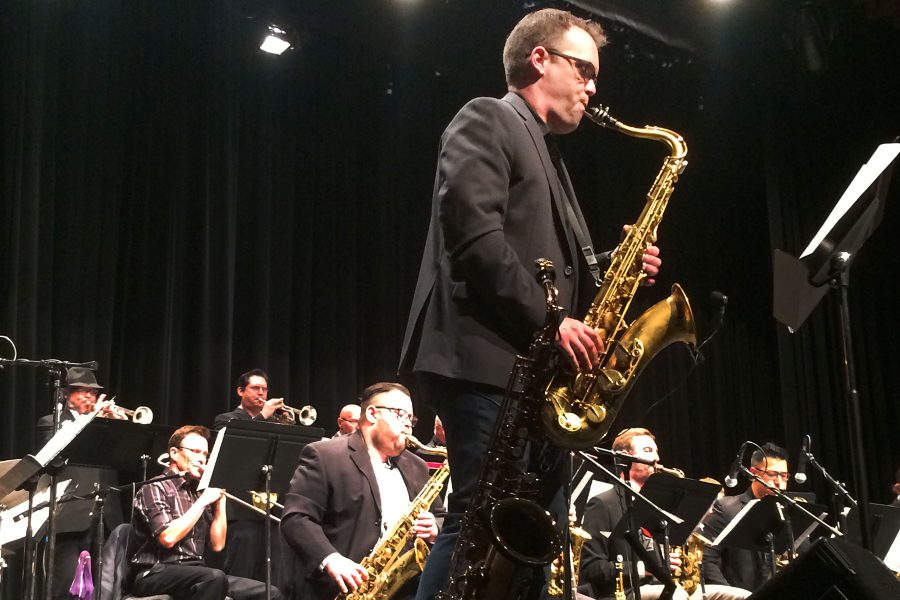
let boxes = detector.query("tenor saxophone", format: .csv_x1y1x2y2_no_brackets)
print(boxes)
543,105,697,449
336,436,449,600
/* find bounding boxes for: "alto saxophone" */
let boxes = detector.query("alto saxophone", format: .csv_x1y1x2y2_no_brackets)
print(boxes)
652,464,703,596
547,515,591,597
543,105,697,449
336,435,449,600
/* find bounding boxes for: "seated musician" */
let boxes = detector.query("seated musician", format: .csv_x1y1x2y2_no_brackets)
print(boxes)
213,368,285,428
280,382,444,600
130,425,281,600
696,442,790,594
34,366,123,600
579,428,749,600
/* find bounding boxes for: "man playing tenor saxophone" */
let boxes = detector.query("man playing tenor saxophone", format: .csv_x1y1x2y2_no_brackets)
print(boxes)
281,382,444,599
399,8,662,599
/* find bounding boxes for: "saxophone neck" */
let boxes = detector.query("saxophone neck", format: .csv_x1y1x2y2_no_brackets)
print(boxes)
586,105,688,162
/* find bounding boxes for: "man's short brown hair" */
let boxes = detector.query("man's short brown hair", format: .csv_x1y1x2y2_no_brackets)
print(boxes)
612,427,655,454
503,8,607,89
169,425,210,449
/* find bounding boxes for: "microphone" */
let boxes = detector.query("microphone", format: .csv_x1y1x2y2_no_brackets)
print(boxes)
724,441,746,488
693,291,729,363
794,434,811,484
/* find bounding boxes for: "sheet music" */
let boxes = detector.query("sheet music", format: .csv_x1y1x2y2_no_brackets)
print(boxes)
34,410,102,466
884,525,900,572
0,478,72,545
198,426,227,491
802,143,900,257
710,498,759,547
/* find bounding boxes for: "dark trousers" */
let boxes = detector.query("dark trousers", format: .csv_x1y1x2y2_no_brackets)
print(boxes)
413,375,504,600
133,562,283,600
222,520,286,589
413,374,568,600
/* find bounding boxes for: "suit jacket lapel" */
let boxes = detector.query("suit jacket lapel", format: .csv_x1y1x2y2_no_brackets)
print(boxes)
502,93,580,271
348,432,382,516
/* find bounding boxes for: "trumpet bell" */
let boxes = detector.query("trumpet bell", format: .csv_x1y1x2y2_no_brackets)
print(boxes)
131,406,154,424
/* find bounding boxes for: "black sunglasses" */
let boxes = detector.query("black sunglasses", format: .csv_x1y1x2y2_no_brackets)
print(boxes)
546,48,597,85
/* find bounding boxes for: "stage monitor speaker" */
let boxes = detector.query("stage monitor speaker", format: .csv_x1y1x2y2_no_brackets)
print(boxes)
748,538,900,599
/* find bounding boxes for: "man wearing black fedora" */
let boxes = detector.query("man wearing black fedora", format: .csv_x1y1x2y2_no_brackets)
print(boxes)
34,366,123,600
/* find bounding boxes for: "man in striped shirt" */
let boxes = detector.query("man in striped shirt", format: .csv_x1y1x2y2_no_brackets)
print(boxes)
131,425,280,599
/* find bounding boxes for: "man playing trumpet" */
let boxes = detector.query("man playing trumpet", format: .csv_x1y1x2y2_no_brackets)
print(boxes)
213,368,286,428
131,425,281,600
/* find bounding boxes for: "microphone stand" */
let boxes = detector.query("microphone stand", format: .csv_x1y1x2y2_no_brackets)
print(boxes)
804,447,857,533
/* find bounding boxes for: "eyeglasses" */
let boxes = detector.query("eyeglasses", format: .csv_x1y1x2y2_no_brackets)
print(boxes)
752,467,790,480
372,406,418,426
178,446,209,459
71,388,98,396
546,48,597,86
338,417,359,424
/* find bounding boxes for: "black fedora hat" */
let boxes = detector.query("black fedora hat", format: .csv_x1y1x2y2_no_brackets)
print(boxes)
65,367,104,390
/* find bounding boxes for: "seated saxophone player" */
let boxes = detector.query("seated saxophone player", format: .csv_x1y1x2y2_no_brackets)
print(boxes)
131,425,282,600
579,428,749,600
280,382,445,600
695,442,791,594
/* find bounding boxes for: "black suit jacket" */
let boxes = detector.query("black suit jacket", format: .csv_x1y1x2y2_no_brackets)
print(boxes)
280,431,444,599
400,92,603,389
579,487,664,598
212,405,277,430
697,488,771,592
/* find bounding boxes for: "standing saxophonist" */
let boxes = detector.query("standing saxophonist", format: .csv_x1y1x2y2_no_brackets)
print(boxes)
398,8,662,599
280,382,444,599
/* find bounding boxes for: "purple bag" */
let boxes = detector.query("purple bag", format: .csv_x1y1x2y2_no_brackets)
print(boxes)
68,550,94,600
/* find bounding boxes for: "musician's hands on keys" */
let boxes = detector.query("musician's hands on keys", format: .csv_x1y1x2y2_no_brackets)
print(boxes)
260,397,285,420
324,555,368,593
557,317,603,371
414,511,439,543
641,244,661,286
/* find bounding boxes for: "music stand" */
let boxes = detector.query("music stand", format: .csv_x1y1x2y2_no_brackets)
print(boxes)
845,502,900,571
773,142,899,551
709,495,827,575
199,421,324,600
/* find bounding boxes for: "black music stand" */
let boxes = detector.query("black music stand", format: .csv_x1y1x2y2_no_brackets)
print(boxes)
200,421,324,600
845,502,900,570
773,141,899,552
709,495,827,576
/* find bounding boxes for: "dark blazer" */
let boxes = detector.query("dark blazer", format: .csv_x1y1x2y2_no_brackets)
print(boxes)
579,487,663,598
212,405,276,430
36,409,76,446
698,488,771,592
280,431,444,599
400,92,602,389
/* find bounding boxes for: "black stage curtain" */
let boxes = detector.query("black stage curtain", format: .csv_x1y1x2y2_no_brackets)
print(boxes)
2,1,899,509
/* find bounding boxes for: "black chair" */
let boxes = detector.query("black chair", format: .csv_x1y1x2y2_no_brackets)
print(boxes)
99,523,173,600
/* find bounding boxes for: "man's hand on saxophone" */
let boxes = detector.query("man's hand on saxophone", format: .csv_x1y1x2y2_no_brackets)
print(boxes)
558,318,603,370
323,554,368,594
413,510,439,543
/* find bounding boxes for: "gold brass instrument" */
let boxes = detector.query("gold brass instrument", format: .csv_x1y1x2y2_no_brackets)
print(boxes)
543,105,696,449
547,515,592,597
336,435,450,600
614,554,627,600
276,404,317,426
651,463,702,595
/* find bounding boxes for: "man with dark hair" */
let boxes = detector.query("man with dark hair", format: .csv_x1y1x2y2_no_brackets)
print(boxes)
213,369,285,429
696,442,791,593
281,382,443,599
131,425,280,599
398,8,661,599
580,428,749,600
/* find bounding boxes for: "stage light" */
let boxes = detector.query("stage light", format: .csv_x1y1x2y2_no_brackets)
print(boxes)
260,25,292,55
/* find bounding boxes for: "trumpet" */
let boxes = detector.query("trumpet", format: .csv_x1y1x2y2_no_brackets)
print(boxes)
104,401,154,424
276,404,317,426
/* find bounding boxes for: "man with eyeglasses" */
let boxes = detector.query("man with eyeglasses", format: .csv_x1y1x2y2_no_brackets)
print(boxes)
281,382,443,599
131,425,280,599
213,368,286,429
399,8,661,599
697,442,791,593
333,403,361,437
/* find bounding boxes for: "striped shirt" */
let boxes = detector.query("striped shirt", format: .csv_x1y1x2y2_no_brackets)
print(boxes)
131,468,213,569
